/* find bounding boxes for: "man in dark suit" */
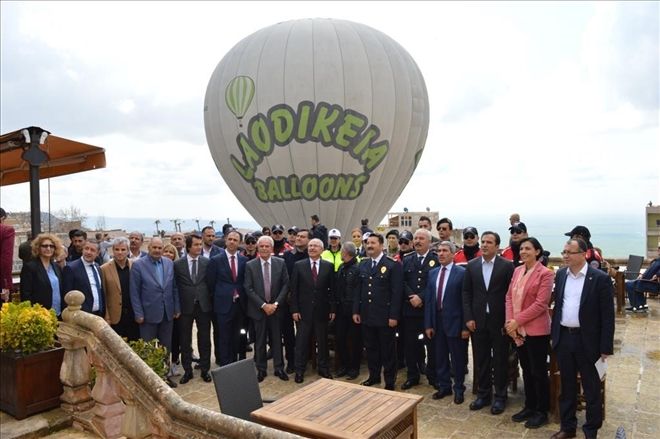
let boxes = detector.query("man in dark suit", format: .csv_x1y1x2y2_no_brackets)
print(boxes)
130,237,180,352
280,228,310,373
425,241,468,404
206,230,247,366
353,233,403,391
290,238,335,383
63,239,105,316
244,235,290,382
174,234,212,384
462,231,514,414
401,228,439,390
550,238,614,439
201,226,223,259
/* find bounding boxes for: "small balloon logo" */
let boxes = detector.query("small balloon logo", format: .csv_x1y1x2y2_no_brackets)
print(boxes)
225,76,255,127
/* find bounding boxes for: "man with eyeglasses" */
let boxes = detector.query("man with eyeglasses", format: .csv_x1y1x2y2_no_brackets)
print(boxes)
564,226,603,271
502,222,528,267
455,227,482,266
394,230,415,263
550,238,614,439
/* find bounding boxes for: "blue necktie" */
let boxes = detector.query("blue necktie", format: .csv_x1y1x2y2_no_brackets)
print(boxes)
155,260,164,287
91,264,104,313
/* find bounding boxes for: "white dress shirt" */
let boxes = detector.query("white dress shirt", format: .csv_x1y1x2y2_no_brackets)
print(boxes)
560,263,588,328
482,256,495,313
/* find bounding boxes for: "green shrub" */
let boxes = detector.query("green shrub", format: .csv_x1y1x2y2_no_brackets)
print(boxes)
0,301,58,355
128,338,168,380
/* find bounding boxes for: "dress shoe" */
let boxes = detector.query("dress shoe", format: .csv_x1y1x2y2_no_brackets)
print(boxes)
490,399,506,415
275,370,289,381
401,379,419,390
318,371,333,379
384,384,395,391
257,371,267,382
335,368,347,378
179,372,194,384
285,364,295,374
454,393,464,404
346,371,359,380
166,377,178,388
432,389,452,400
524,412,548,429
549,431,576,439
361,377,381,386
294,373,304,384
511,407,535,423
201,371,212,383
469,397,491,411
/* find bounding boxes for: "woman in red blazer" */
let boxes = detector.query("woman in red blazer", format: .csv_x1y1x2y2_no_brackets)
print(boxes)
505,237,553,429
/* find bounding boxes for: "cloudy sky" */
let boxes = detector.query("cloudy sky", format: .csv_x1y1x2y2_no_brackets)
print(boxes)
1,1,658,230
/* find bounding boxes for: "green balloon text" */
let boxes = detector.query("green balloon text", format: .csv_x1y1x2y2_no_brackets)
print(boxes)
230,100,389,203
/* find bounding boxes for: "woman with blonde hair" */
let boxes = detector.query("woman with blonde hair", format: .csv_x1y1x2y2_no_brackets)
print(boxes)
19,233,65,316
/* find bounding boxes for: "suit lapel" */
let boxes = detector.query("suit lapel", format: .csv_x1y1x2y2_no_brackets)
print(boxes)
78,261,93,291
579,267,595,307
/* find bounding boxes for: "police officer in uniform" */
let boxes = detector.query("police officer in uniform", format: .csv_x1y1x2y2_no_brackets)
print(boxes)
401,228,440,389
353,233,403,390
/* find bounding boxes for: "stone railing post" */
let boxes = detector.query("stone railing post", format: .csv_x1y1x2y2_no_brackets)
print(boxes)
59,290,94,414
89,351,125,439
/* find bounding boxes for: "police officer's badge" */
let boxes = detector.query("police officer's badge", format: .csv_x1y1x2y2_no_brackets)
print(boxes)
380,266,387,274
429,260,436,267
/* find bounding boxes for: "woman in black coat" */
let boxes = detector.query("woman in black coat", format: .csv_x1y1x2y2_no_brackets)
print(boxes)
20,233,64,316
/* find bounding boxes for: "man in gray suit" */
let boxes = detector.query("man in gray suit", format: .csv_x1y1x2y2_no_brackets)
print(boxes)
173,233,212,384
130,237,181,353
244,235,290,382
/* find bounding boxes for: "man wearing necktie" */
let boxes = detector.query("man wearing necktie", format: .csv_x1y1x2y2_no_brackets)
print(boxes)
424,241,468,404
353,233,403,391
174,234,213,384
63,239,105,316
206,230,248,367
290,238,336,384
244,236,290,382
401,228,439,390
130,237,180,355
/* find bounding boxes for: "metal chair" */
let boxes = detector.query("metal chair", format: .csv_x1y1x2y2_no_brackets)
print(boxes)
211,358,274,421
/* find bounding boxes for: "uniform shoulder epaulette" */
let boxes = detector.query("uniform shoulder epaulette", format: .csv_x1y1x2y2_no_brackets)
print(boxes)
386,255,397,261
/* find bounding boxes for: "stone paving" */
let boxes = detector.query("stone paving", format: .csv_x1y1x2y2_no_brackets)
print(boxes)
2,297,659,438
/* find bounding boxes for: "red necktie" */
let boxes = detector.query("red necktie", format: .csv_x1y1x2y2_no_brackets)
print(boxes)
312,261,318,283
437,267,447,310
231,255,238,300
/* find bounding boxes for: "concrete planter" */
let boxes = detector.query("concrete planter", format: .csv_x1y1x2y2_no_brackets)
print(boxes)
0,346,65,419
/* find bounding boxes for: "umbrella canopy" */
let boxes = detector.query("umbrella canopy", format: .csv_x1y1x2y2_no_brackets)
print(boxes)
0,128,106,186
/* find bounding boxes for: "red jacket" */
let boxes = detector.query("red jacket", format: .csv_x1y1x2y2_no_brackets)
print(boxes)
454,248,481,265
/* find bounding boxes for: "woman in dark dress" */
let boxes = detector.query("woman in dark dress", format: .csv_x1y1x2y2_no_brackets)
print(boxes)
100,237,139,341
20,233,64,316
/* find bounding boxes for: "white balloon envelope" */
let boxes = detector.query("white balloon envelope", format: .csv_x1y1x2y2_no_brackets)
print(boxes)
204,18,429,236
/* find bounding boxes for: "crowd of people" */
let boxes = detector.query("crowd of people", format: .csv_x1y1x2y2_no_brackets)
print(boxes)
5,208,654,439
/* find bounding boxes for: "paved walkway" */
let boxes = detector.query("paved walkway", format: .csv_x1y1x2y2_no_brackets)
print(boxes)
2,297,658,438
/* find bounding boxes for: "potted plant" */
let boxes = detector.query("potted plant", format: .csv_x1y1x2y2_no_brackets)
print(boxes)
0,300,64,419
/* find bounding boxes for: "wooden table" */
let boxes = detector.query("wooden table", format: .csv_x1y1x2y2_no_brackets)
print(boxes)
251,379,423,439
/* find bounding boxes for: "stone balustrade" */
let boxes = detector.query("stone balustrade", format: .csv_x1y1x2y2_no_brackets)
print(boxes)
58,290,301,439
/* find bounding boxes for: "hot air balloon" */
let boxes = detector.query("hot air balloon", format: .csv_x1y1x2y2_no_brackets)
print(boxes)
204,18,429,236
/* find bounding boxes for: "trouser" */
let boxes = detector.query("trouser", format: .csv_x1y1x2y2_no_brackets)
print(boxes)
625,280,647,308
215,303,243,367
403,315,435,383
335,309,362,373
139,315,174,353
472,315,509,400
254,313,284,373
294,317,329,374
433,312,467,394
362,324,396,386
279,301,296,367
556,328,603,438
171,317,181,362
178,304,211,373
517,334,550,413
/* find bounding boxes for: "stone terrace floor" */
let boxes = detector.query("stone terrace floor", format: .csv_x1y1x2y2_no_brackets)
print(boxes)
2,297,659,438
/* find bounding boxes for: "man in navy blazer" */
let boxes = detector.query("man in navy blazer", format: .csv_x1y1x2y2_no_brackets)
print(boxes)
206,230,247,366
424,241,468,404
549,238,614,439
63,239,105,316
130,237,180,352
201,226,223,259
